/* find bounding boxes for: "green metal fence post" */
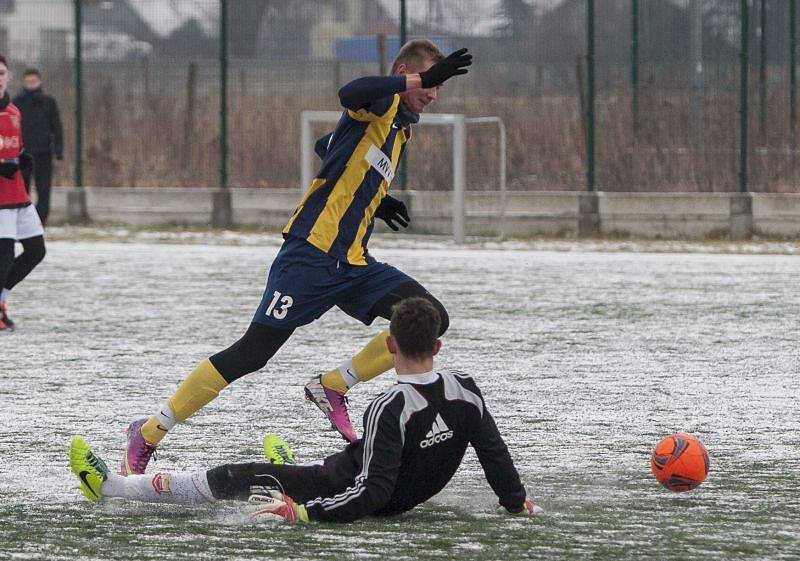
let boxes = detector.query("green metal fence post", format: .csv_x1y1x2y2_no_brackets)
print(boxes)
400,0,407,44
732,0,753,239
220,0,228,191
579,0,600,237
399,0,408,192
690,0,704,147
587,0,596,192
740,0,749,193
67,0,88,223
74,0,82,189
631,0,639,137
212,0,232,227
791,0,797,134
759,0,767,137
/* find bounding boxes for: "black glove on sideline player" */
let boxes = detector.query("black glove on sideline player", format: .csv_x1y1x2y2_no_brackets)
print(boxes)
375,195,410,231
420,48,473,89
19,151,34,173
0,161,19,179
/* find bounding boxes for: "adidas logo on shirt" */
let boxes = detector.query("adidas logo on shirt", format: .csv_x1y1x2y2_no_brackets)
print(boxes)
420,413,454,448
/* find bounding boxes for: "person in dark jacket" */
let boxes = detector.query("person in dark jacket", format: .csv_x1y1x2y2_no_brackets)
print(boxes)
69,297,543,523
13,68,63,225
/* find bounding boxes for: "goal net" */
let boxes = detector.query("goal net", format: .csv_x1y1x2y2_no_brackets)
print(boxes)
300,111,506,242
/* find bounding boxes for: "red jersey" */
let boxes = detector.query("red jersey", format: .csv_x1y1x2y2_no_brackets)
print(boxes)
0,94,30,209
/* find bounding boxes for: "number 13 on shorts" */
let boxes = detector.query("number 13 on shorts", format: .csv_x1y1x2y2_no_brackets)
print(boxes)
265,291,294,320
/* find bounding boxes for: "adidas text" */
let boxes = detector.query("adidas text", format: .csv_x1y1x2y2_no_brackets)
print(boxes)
420,414,453,448
420,430,454,448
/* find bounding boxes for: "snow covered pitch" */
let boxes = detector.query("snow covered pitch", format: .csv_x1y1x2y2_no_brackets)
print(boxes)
2,233,798,560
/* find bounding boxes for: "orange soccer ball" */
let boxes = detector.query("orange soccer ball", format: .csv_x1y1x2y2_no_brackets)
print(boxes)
650,433,709,492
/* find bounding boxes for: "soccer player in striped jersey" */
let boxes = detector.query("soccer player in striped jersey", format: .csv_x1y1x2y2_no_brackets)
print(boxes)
120,40,472,475
72,298,542,522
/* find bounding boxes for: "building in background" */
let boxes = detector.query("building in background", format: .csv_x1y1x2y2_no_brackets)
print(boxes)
0,0,13,53
82,0,217,58
0,0,72,63
0,0,219,63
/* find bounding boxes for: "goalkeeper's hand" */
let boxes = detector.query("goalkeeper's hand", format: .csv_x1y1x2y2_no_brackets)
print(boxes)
374,195,410,231
420,48,472,89
245,490,308,523
0,160,19,179
19,151,34,173
495,498,544,517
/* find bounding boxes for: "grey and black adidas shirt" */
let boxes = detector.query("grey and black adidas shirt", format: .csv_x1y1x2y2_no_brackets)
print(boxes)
304,370,528,522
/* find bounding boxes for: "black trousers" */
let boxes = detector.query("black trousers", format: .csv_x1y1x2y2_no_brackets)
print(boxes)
22,151,53,225
206,460,351,503
0,235,46,292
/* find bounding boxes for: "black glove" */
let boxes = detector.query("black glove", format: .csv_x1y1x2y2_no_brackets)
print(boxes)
420,48,472,89
0,161,19,179
19,151,34,173
374,195,410,231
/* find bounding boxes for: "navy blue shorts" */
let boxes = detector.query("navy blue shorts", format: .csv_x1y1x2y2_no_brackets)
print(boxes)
252,237,414,330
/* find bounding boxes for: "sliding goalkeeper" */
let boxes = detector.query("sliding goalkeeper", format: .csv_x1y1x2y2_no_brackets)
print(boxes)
72,298,541,523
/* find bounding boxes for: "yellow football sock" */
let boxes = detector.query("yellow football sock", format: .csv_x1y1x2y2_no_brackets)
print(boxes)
320,330,395,394
140,415,170,445
140,359,228,445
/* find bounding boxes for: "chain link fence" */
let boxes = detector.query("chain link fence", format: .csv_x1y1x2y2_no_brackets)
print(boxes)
0,0,797,192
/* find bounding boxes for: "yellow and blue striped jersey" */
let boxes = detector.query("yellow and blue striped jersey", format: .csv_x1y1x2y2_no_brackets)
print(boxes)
283,75,417,266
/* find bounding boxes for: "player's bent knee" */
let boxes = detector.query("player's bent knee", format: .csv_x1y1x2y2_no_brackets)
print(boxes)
368,280,449,334
210,323,293,383
16,236,46,268
28,243,45,265
210,342,271,383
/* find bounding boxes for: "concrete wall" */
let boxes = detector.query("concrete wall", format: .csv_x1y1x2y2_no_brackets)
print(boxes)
752,194,800,238
599,193,732,238
47,187,800,239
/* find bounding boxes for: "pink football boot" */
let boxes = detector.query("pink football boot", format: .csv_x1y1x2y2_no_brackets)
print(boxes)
120,418,157,475
304,376,358,443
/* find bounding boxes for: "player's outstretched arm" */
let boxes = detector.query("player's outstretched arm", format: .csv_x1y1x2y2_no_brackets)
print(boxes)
473,412,542,515
469,404,531,513
338,48,470,116
338,75,408,111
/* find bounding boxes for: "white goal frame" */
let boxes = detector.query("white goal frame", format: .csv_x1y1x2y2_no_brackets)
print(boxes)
300,111,506,242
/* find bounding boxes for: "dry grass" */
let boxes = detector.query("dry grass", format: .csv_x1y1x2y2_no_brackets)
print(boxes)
47,79,799,193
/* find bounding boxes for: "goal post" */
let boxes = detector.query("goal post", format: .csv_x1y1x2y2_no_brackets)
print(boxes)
300,111,506,242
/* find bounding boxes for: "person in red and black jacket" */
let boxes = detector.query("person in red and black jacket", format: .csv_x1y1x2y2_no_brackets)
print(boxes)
0,54,46,332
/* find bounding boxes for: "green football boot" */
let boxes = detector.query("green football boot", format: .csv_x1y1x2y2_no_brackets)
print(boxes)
262,434,296,465
69,435,109,501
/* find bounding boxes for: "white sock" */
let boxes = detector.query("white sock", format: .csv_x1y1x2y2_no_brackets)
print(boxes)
102,470,216,504
0,288,9,304
339,360,360,389
154,403,177,432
